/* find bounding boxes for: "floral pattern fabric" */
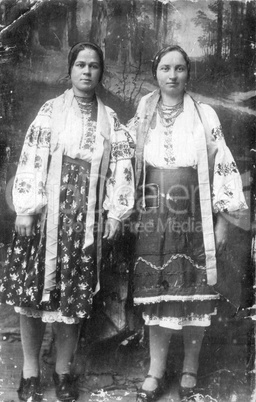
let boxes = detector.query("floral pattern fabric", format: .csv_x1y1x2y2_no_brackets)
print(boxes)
1,160,95,322
0,91,135,323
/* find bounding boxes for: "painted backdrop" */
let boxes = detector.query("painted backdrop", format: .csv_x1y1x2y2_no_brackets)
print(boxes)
0,0,255,399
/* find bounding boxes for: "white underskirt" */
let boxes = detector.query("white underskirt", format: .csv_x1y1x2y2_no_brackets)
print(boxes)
14,306,80,324
143,309,217,330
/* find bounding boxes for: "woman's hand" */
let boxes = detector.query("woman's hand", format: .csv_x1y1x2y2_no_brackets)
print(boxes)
214,213,228,254
15,215,35,237
103,217,121,241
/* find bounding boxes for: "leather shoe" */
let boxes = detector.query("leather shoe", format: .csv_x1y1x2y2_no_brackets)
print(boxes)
17,374,43,401
136,374,165,402
179,371,197,401
53,371,79,401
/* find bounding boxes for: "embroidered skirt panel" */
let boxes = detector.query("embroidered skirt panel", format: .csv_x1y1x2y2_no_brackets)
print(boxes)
133,166,219,326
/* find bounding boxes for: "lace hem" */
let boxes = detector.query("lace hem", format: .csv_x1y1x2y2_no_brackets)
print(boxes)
14,306,82,324
134,294,220,305
143,310,217,330
135,254,205,271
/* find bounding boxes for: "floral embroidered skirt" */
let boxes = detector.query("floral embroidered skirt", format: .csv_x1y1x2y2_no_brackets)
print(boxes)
133,166,219,330
0,157,96,324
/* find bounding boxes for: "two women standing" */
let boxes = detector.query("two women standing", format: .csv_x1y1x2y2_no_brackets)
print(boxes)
0,42,247,402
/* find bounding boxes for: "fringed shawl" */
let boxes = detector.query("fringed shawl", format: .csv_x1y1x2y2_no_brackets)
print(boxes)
42,89,111,301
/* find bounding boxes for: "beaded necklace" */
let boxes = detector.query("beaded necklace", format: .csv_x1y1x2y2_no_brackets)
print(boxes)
156,100,183,166
157,100,184,128
75,95,95,114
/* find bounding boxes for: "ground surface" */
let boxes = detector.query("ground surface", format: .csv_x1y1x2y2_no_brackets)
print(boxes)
0,302,254,402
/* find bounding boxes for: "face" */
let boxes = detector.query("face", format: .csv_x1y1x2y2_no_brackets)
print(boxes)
70,48,102,96
156,50,188,100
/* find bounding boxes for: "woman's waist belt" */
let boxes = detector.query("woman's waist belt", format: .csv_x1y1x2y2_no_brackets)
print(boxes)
143,165,198,209
63,155,91,170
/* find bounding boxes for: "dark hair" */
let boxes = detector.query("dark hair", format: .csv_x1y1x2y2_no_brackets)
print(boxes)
68,41,104,81
152,45,191,81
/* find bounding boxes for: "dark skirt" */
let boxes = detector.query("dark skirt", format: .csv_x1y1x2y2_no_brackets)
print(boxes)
0,156,97,322
133,166,219,329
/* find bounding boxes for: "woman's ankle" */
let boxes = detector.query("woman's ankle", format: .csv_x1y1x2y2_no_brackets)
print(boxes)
180,372,197,388
142,376,159,391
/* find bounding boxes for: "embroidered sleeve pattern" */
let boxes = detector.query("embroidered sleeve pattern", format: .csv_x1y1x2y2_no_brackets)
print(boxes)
110,111,122,131
24,125,51,148
212,134,247,213
12,101,53,215
212,125,224,141
110,141,133,162
215,161,238,176
124,167,133,183
39,100,53,116
126,113,139,144
198,103,248,214
127,113,139,130
103,112,135,221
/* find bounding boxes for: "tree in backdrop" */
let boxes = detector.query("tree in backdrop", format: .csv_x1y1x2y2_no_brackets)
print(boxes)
90,0,180,105
193,0,256,94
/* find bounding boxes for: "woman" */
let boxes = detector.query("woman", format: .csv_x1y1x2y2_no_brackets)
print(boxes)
0,42,134,402
127,45,247,402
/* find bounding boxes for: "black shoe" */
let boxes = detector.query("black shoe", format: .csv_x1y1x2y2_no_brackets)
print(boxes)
53,371,79,401
17,375,43,402
136,374,165,402
179,372,197,401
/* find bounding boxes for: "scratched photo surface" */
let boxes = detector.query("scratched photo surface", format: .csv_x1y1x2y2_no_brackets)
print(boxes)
0,1,255,401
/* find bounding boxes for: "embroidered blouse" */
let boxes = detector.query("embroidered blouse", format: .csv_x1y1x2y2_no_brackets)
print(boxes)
144,109,197,169
127,94,247,214
13,95,134,221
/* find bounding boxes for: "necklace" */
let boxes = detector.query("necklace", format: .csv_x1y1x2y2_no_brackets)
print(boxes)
75,96,95,115
75,95,95,106
157,100,184,128
75,94,95,102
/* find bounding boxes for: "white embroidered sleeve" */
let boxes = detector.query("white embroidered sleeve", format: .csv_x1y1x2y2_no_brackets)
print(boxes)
103,113,135,221
201,105,248,213
12,101,52,215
